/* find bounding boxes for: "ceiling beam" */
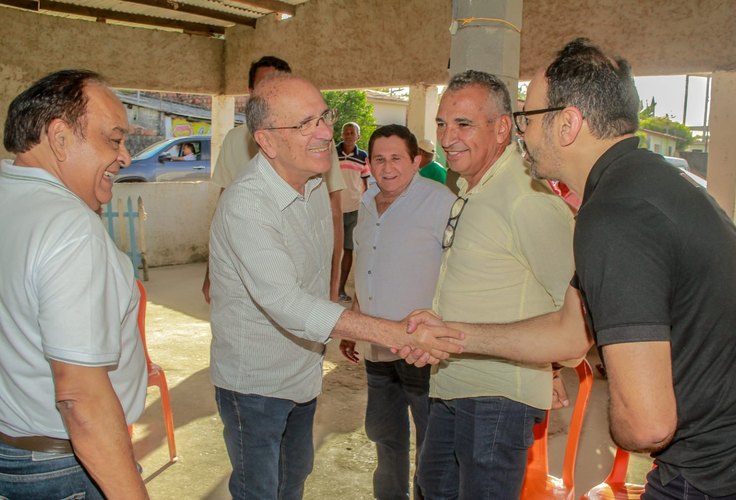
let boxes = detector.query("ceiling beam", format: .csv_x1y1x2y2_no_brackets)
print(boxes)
35,0,226,35
0,0,39,10
121,0,256,27
229,0,296,17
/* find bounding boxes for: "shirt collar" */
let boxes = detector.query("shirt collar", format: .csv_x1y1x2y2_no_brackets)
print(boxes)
456,142,517,196
255,153,324,211
0,159,74,193
361,174,420,215
337,142,360,157
580,137,640,209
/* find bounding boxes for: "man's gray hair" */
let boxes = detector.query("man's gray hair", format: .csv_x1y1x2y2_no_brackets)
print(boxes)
342,121,360,136
244,71,296,133
245,96,270,133
446,70,513,118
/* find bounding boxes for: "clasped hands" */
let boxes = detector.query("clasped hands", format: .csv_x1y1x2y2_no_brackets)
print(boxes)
339,310,464,367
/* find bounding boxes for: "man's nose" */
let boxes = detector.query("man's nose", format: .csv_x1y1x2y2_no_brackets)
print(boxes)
119,142,132,167
315,118,333,139
438,126,455,149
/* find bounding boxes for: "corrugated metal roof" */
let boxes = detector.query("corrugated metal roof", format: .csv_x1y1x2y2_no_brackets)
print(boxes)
116,90,246,123
0,0,310,36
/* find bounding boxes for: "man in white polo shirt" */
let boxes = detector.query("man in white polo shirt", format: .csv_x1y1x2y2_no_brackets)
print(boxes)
0,70,148,498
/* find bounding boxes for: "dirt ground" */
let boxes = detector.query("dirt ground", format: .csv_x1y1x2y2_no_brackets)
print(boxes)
133,263,652,499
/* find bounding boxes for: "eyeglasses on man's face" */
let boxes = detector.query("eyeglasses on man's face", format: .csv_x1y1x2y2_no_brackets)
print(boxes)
263,108,338,136
442,197,468,250
512,107,565,135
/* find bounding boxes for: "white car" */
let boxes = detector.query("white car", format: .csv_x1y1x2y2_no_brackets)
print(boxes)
663,155,707,189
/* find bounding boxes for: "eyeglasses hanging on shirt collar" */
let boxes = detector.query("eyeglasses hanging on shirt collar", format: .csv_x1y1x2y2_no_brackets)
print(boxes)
442,197,468,250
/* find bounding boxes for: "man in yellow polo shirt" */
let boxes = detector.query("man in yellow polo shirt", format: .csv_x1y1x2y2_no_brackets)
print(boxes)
418,70,575,498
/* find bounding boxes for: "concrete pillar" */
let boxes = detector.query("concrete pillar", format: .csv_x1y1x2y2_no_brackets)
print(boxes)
407,84,439,142
444,0,523,193
706,71,736,220
449,0,522,95
211,95,235,173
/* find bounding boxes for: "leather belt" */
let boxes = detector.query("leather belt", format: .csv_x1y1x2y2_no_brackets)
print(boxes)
0,430,74,454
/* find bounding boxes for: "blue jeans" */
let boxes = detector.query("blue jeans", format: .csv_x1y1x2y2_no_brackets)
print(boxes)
0,440,103,499
418,396,545,500
642,466,736,499
215,387,316,500
365,360,430,500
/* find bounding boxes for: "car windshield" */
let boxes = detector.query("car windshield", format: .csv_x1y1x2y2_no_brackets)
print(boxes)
132,138,181,160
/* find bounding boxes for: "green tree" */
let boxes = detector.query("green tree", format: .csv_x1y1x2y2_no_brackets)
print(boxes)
639,97,657,118
637,97,693,151
322,90,376,151
518,82,528,102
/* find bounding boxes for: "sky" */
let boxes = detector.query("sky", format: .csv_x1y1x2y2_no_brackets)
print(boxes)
517,75,711,128
634,75,711,127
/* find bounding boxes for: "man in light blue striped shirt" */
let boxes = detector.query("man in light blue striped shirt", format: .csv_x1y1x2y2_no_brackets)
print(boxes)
208,73,463,500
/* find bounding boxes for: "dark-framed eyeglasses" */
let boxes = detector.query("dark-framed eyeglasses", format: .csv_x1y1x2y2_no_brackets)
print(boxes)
442,197,468,250
262,108,338,136
512,107,565,135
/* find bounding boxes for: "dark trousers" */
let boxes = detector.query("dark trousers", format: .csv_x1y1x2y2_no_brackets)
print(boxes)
365,359,431,500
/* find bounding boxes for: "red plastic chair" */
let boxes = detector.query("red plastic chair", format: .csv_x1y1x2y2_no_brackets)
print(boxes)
130,279,177,462
580,447,646,499
520,359,594,499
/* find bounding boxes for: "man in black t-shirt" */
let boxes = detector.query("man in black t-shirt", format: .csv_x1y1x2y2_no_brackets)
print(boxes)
402,38,736,497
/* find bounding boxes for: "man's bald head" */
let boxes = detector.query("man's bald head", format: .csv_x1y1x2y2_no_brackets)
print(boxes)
244,72,310,133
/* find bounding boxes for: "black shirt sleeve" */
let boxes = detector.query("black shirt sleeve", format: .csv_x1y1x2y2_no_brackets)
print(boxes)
574,197,677,346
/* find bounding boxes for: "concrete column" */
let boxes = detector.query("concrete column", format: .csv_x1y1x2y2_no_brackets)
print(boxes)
445,0,522,193
706,71,736,220
211,95,235,173
449,0,522,97
407,84,439,142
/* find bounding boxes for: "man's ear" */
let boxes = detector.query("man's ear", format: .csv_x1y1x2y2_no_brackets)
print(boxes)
559,107,584,147
496,115,512,144
254,130,277,159
412,154,422,171
47,118,70,162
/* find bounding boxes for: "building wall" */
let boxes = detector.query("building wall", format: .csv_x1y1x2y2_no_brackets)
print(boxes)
110,182,219,267
0,7,223,93
0,7,223,158
371,100,408,127
646,134,678,157
2,0,735,96
520,0,736,79
223,0,452,94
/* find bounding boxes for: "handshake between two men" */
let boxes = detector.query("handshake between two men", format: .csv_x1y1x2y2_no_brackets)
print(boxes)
337,309,465,367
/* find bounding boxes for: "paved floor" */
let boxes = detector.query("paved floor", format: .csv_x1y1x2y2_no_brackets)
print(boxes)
133,262,652,499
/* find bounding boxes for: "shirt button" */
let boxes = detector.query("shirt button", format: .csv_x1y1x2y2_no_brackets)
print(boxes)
369,297,373,300
372,246,376,250
367,270,372,275
375,222,380,226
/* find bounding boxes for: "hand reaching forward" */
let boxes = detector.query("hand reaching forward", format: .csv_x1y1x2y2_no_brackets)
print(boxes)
392,309,464,367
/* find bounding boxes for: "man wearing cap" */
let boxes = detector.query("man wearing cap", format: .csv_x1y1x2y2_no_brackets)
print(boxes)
417,139,447,185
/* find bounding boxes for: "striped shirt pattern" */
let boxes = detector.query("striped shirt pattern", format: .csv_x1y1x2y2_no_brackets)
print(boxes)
209,153,346,403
